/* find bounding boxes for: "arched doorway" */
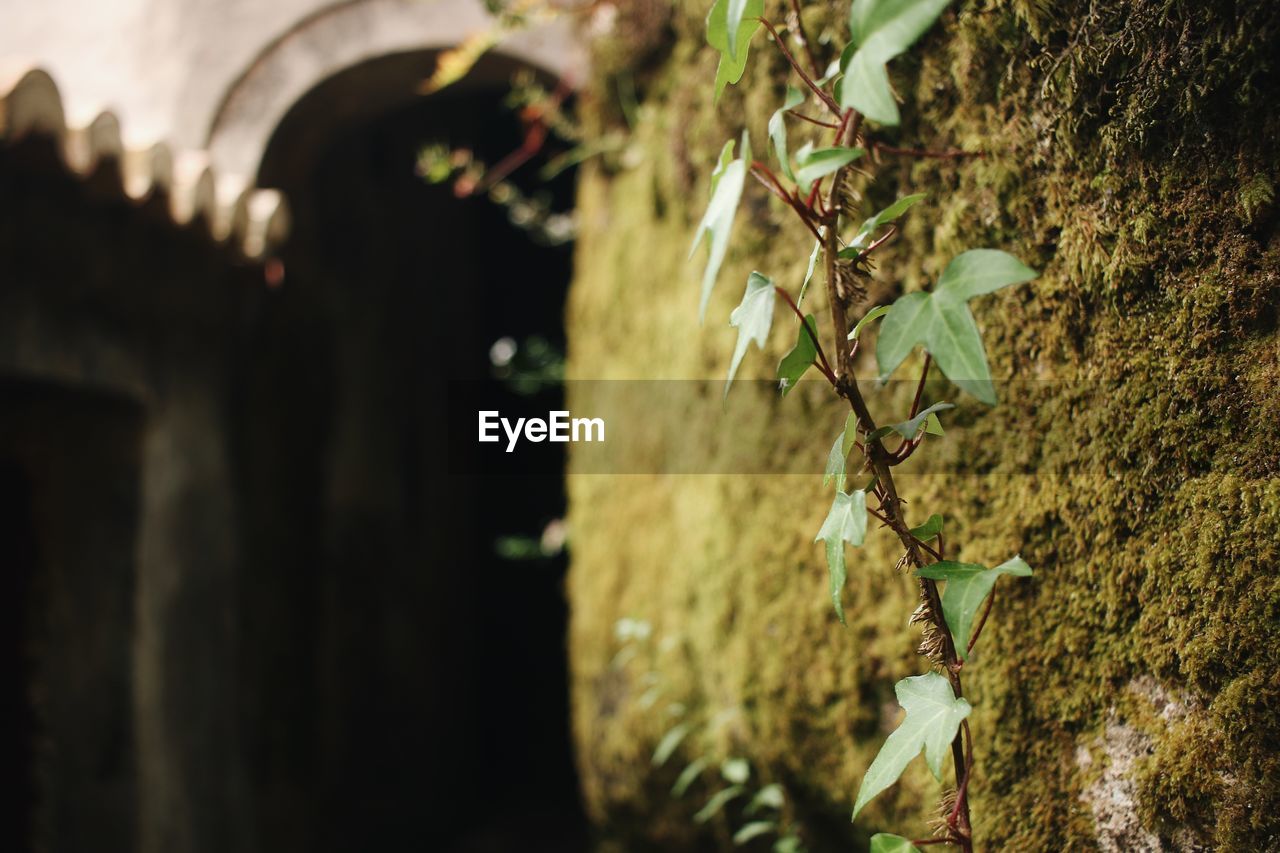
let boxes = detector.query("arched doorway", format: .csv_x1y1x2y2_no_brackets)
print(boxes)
232,51,584,851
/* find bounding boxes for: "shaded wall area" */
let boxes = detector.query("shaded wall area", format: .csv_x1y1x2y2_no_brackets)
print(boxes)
0,135,260,852
1,63,583,853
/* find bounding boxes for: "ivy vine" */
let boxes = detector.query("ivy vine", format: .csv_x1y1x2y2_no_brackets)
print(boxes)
691,1,1038,849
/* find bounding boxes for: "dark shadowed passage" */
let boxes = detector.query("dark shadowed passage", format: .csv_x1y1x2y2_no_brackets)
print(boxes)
239,54,585,852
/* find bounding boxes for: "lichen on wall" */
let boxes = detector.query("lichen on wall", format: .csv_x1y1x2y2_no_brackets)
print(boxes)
565,1,1280,849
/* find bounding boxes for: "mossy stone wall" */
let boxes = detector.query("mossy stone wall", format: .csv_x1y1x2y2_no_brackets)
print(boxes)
565,1,1280,849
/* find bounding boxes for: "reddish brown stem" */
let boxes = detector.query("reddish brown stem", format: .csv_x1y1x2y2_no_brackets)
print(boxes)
788,110,840,129
909,354,932,417
750,165,823,241
821,110,974,853
967,587,996,656
949,721,976,829
774,286,837,385
757,17,840,113
786,0,821,79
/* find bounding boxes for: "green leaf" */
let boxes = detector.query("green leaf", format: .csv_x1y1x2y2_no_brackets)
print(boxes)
725,0,753,60
652,722,691,767
842,0,952,124
722,757,751,784
769,86,805,183
909,513,943,540
924,412,944,435
672,757,708,797
849,304,891,340
695,785,745,823
875,249,1037,404
815,490,867,624
886,402,955,438
690,134,751,322
846,193,927,252
823,432,847,490
798,234,822,304
735,822,777,845
774,838,804,853
852,672,972,818
746,783,785,814
841,411,860,460
794,145,865,194
915,556,1032,660
935,248,1039,299
726,271,777,399
707,0,764,101
870,833,922,853
777,313,818,395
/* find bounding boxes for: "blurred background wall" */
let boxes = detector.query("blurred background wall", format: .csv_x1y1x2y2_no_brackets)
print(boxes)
1,2,588,852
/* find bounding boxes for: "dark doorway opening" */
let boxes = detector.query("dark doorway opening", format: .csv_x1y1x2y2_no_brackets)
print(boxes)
0,377,142,853
238,53,584,852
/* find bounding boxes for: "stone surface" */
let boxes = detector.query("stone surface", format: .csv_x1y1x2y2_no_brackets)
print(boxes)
564,1,1280,849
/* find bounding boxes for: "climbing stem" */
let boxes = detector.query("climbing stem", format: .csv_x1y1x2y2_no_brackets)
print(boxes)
821,109,974,852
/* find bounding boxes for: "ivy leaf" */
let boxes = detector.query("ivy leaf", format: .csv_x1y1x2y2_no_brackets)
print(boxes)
909,513,943,541
735,822,777,845
841,411,860,457
934,247,1040,299
876,249,1037,404
707,0,765,101
889,402,954,438
722,757,751,784
798,234,822,305
652,722,691,766
778,313,818,395
695,785,746,823
794,145,865,194
823,432,847,490
852,672,972,818
815,489,867,624
844,193,928,252
870,834,922,853
726,271,777,399
672,757,709,797
690,133,752,322
849,304,891,340
746,783,785,814
866,402,954,443
915,556,1032,660
769,86,805,182
841,0,952,125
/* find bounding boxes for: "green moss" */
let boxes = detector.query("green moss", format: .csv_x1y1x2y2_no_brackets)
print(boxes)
566,1,1280,849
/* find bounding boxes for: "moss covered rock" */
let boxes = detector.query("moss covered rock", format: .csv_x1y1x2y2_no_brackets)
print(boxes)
565,1,1280,849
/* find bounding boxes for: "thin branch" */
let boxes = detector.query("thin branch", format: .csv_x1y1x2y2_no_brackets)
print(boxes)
757,17,840,113
788,110,840,129
967,586,996,656
787,0,822,79
774,285,837,385
750,164,824,241
909,354,932,418
862,224,899,258
949,721,976,830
